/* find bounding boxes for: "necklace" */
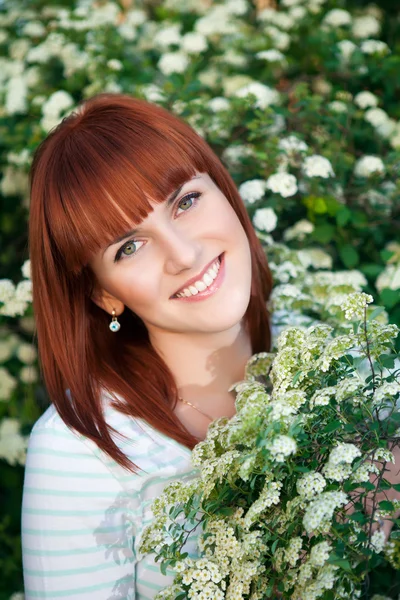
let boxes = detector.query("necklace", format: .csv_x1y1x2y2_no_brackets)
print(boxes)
178,397,214,421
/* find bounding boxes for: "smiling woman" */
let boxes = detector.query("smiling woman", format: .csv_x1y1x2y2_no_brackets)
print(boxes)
22,93,272,599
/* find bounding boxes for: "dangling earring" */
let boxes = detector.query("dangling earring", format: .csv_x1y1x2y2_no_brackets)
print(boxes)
109,309,121,332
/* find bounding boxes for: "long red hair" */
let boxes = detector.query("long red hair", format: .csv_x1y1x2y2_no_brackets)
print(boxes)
29,93,273,471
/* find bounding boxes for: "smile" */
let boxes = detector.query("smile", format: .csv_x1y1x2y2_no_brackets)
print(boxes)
171,253,225,301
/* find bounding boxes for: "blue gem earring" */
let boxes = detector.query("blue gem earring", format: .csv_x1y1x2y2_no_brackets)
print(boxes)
109,309,121,332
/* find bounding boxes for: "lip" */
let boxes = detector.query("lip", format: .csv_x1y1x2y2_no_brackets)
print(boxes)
170,253,225,302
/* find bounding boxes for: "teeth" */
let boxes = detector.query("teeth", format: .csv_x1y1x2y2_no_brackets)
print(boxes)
175,256,222,298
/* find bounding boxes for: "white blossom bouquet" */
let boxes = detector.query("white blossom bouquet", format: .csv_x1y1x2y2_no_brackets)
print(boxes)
140,291,400,599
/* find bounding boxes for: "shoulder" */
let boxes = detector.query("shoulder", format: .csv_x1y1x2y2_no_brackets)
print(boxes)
25,400,194,490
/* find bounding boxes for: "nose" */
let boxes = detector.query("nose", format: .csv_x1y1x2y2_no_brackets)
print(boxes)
161,228,201,276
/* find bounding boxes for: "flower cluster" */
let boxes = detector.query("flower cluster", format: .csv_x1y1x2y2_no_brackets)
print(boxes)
141,291,400,598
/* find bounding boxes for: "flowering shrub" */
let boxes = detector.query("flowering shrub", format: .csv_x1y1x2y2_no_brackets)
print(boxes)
140,289,400,599
1,0,400,595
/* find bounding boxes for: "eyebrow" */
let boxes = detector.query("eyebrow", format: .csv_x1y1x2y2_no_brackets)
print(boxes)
103,175,201,255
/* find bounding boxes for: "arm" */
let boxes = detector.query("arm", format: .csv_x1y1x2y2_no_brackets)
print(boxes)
21,419,137,600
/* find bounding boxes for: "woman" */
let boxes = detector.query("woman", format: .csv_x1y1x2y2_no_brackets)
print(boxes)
21,93,273,599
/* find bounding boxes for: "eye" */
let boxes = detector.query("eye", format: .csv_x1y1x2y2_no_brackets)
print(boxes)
114,240,144,262
175,192,202,216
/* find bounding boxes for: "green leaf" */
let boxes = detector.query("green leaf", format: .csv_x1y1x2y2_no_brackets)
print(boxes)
339,244,359,269
348,511,368,524
271,539,279,554
327,554,352,572
393,484,400,492
380,354,397,369
368,306,386,321
379,500,394,511
336,207,352,227
380,289,400,309
323,420,342,433
312,223,335,243
292,370,303,385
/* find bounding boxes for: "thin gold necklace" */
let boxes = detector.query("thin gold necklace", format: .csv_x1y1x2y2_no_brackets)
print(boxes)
179,397,214,421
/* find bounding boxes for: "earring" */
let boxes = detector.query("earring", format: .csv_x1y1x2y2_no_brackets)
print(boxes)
109,309,121,332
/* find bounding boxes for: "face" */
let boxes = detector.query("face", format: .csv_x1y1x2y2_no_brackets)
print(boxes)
89,172,252,340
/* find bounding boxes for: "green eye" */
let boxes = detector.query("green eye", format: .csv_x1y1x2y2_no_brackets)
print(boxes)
123,242,136,256
179,198,193,211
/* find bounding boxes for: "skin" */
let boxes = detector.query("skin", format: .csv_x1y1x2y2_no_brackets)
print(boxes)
90,171,253,438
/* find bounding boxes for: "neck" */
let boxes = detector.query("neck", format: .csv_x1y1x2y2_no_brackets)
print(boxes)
148,321,253,404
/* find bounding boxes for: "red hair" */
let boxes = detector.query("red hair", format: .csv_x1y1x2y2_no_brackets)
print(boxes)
29,93,272,471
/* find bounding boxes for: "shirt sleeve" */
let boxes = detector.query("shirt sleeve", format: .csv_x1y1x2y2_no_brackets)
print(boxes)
21,419,137,600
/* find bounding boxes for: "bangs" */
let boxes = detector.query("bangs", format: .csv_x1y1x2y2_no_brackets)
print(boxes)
42,101,210,273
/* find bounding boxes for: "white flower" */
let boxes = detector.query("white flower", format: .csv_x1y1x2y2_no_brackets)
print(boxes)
323,9,352,27
328,101,347,113
258,9,295,30
297,471,327,500
107,58,123,71
16,343,37,364
5,76,28,115
364,107,390,128
342,291,374,319
153,23,182,48
224,0,248,16
41,90,74,132
234,82,280,109
281,0,302,6
207,97,230,112
8,149,31,167
354,155,385,177
0,341,12,362
376,264,400,292
354,91,379,109
158,51,189,75
222,144,252,166
303,155,335,178
141,84,166,103
0,280,15,303
303,491,348,533
268,434,297,462
22,21,46,37
0,367,17,401
290,6,307,20
265,26,290,50
20,365,38,384
0,418,27,465
195,6,238,36
238,179,266,204
284,537,302,566
337,39,357,61
15,280,32,303
278,135,308,154
360,39,390,55
255,49,285,62
370,529,386,553
266,172,298,198
352,15,381,39
181,31,208,54
283,219,314,242
298,249,332,270
253,208,278,233
328,443,362,466
309,541,331,567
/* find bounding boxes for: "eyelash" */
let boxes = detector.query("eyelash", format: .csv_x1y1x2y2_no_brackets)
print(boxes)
114,192,202,262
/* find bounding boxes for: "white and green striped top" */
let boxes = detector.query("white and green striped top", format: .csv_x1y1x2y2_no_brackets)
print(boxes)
22,400,200,599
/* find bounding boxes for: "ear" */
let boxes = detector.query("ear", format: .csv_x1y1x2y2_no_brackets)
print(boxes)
91,287,125,317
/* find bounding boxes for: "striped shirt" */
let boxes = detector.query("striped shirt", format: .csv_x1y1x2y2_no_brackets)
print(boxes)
22,402,200,599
